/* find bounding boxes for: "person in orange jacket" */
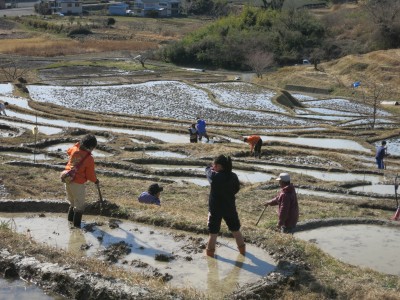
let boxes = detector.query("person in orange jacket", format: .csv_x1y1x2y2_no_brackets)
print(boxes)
64,134,99,228
243,135,263,159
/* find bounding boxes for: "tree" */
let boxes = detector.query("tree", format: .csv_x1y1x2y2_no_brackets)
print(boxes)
0,57,28,82
351,81,391,129
129,51,153,68
261,0,284,10
362,0,400,48
245,51,274,78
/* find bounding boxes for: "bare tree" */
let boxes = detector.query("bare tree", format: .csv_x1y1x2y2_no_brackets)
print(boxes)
362,0,400,47
245,51,274,79
128,51,153,68
351,81,390,129
0,57,28,82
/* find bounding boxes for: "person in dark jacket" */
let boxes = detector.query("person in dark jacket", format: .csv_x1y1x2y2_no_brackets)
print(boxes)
375,141,387,169
264,173,299,234
205,155,245,257
138,183,163,206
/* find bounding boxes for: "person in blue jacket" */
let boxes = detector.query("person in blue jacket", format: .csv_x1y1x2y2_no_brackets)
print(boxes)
375,141,387,169
205,155,245,257
138,183,163,206
196,117,210,142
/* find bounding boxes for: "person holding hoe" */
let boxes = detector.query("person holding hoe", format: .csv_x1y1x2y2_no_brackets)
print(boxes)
63,134,99,228
243,135,263,159
264,173,299,234
205,154,245,257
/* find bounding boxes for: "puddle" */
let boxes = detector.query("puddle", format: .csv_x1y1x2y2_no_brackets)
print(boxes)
145,151,188,158
0,119,63,135
148,165,273,183
257,164,382,183
131,138,147,144
1,152,51,161
177,178,210,186
350,184,396,195
295,224,400,276
298,189,363,200
260,136,371,152
45,143,112,157
0,213,276,298
0,277,66,300
0,83,13,95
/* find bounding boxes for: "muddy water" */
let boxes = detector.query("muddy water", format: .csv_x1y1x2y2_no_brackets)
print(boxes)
0,119,63,135
148,165,273,183
1,152,51,161
260,135,371,152
350,184,396,195
0,277,66,300
295,224,400,276
145,151,188,158
45,143,112,157
297,189,364,200
257,164,382,183
0,213,276,298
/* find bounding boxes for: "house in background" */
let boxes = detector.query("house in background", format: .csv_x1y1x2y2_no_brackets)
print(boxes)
108,2,129,16
133,0,180,17
47,0,83,15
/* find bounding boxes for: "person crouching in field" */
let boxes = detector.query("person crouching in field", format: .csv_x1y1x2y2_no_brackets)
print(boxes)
205,155,245,257
264,173,299,234
244,135,263,159
138,183,163,206
64,134,99,228
188,123,198,143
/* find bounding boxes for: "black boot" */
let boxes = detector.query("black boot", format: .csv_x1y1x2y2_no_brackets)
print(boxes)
67,206,74,222
73,212,83,228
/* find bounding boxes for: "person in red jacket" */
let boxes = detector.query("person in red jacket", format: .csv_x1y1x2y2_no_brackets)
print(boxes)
264,173,299,233
64,134,99,228
243,135,263,159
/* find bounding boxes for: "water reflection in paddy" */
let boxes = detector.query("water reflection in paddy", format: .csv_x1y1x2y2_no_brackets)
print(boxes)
145,151,188,158
0,213,276,298
295,224,400,276
260,135,370,152
257,164,382,183
148,165,273,183
1,152,51,161
0,277,65,300
350,184,396,195
45,143,112,157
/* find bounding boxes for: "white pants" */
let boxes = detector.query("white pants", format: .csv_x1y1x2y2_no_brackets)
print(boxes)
65,182,85,212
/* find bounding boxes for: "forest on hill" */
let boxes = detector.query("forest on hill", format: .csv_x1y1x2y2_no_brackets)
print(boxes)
161,0,400,70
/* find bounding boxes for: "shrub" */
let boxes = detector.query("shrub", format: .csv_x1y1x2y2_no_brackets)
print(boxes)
68,26,93,36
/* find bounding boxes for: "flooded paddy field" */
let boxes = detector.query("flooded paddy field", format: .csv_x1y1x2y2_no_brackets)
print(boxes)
1,67,400,300
295,224,400,276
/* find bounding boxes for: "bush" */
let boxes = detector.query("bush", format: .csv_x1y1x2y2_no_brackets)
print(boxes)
68,27,93,36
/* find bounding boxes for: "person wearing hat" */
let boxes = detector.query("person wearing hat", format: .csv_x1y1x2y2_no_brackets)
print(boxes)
264,173,299,233
243,135,263,159
138,183,163,206
375,140,387,169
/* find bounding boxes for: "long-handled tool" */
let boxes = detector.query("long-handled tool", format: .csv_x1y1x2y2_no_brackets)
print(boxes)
256,205,267,226
96,182,104,214
391,174,400,221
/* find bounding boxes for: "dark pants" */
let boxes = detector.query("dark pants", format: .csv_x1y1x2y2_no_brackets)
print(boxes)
208,210,241,234
254,139,263,158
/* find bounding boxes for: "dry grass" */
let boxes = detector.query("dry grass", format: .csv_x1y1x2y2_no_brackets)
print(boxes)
0,38,158,57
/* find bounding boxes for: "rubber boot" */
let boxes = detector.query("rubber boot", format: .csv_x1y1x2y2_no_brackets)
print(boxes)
67,206,74,222
238,244,246,255
73,212,83,228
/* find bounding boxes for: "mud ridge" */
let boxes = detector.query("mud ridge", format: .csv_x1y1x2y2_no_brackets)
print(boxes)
295,217,397,232
0,249,158,300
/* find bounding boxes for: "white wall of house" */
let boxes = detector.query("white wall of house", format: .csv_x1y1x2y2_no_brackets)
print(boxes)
48,0,82,14
134,0,180,17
